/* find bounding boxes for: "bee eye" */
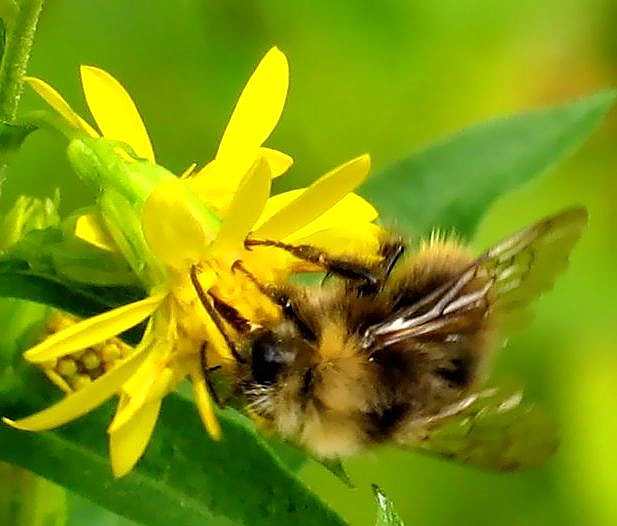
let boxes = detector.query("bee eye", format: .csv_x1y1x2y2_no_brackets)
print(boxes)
251,332,295,385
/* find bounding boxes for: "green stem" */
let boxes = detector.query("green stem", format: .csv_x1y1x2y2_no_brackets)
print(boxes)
0,0,45,123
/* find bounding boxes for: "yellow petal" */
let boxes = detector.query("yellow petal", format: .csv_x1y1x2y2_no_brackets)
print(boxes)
190,365,221,440
189,149,290,210
23,293,166,363
142,178,221,271
187,160,227,202
108,355,173,433
109,398,161,477
25,76,98,137
253,154,373,240
199,301,234,362
80,65,155,161
296,224,383,258
187,159,243,212
75,212,118,252
212,157,271,257
254,188,303,226
285,193,378,242
217,47,288,161
3,345,149,431
260,147,293,178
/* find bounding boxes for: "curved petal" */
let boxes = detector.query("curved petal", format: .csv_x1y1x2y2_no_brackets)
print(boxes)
187,159,246,212
212,158,271,257
75,212,118,252
253,154,372,240
254,189,303,228
217,47,288,160
186,160,229,205
260,147,293,178
25,77,98,137
109,398,161,477
285,193,378,242
108,353,173,433
189,149,289,209
201,311,234,362
190,364,221,440
3,345,149,431
142,178,221,271
23,293,165,363
296,224,383,258
80,66,155,161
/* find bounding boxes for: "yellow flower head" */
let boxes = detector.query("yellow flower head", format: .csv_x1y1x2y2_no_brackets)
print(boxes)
3,47,380,477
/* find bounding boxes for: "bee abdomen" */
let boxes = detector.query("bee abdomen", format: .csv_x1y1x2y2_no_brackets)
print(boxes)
365,402,411,442
434,356,472,388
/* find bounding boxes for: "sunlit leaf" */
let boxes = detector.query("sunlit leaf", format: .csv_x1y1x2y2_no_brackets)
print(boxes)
362,91,615,239
318,458,355,488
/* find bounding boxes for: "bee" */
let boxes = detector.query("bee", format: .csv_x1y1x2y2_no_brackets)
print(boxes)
192,207,587,470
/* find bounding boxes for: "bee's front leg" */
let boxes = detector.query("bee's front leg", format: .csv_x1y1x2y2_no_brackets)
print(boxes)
245,239,381,289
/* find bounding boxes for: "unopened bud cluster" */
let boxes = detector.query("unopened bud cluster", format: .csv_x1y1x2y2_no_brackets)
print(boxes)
40,312,132,393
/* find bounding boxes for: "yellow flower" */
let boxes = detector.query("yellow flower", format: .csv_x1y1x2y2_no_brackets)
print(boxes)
3,48,380,477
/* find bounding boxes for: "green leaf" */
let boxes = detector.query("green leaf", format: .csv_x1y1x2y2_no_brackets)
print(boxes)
66,492,138,526
317,458,355,488
3,224,139,287
264,435,308,473
373,485,405,526
0,297,49,408
0,462,67,526
0,266,142,318
0,400,346,526
361,90,616,239
0,194,59,251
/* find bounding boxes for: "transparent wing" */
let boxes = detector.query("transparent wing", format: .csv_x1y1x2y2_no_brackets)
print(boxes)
482,206,587,332
364,207,588,349
409,385,558,470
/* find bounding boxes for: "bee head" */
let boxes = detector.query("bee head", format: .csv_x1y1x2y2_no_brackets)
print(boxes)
250,330,297,386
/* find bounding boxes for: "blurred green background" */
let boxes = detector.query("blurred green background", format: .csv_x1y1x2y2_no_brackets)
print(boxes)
2,1,616,525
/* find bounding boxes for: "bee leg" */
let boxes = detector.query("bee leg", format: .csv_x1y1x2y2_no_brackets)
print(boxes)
380,238,406,279
245,238,380,289
190,265,246,364
233,261,317,342
208,292,253,334
357,238,406,295
199,342,222,406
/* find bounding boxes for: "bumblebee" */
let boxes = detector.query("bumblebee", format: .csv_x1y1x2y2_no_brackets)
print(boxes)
192,207,587,470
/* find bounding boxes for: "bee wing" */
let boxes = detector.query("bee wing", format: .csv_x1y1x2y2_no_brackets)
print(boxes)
407,385,558,470
364,207,588,349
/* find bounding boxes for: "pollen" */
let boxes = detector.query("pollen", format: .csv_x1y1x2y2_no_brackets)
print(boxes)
40,312,133,392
